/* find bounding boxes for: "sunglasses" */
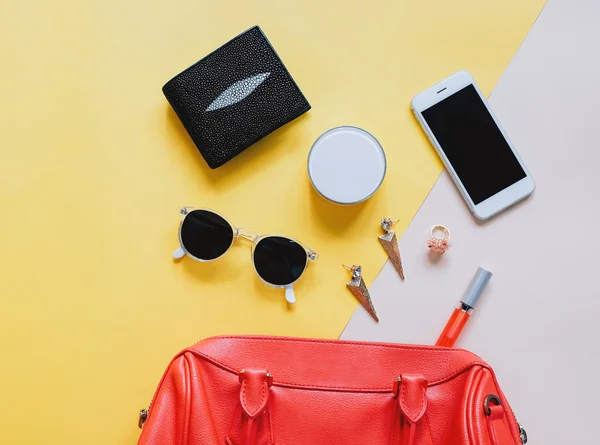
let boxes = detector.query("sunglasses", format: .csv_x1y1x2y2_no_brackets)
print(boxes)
172,208,318,304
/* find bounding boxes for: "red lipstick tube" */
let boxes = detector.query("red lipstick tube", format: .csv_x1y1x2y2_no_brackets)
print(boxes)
436,267,492,348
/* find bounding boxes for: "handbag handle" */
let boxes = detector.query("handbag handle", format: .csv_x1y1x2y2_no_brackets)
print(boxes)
235,370,428,445
393,375,428,445
237,369,273,445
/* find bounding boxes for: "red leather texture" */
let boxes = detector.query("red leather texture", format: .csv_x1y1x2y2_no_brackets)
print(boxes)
138,336,522,445
487,406,516,445
397,374,428,424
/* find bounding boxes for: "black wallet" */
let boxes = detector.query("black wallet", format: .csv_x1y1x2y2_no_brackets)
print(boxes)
163,26,311,169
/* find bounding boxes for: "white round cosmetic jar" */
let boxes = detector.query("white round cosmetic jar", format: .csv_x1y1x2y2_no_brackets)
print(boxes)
308,126,387,205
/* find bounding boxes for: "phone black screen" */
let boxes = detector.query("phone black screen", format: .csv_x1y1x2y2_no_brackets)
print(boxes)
421,85,526,205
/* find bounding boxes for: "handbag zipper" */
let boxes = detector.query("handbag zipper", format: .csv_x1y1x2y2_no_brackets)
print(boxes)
138,399,151,429
518,423,528,444
507,405,527,444
138,408,149,429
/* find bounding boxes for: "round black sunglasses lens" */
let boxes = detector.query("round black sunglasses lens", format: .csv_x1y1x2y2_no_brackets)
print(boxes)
253,236,308,286
180,210,234,260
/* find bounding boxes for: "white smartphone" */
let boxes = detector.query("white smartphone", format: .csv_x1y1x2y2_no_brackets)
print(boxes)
411,71,535,220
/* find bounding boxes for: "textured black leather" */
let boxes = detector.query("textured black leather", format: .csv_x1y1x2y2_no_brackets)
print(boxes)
163,26,311,169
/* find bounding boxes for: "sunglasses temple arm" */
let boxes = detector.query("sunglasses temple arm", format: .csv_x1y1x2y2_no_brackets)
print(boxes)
172,246,185,259
285,285,296,304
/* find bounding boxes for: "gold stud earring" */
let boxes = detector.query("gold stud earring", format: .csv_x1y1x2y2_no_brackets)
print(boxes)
343,264,379,322
379,218,405,280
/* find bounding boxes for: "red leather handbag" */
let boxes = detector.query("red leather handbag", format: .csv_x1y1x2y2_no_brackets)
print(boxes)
137,336,527,445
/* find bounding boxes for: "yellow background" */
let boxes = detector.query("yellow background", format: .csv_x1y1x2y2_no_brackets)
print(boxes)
0,1,544,444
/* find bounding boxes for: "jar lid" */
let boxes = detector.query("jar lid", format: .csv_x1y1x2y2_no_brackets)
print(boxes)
308,126,387,205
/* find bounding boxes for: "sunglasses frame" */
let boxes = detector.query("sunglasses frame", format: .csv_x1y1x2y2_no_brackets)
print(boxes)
174,207,318,303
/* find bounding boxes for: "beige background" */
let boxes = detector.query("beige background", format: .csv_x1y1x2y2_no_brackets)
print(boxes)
342,0,600,442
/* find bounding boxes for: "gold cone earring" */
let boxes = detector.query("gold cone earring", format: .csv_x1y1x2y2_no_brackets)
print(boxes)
379,218,405,280
343,264,379,322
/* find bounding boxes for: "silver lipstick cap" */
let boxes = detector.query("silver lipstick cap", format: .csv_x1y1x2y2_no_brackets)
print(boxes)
461,267,492,309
